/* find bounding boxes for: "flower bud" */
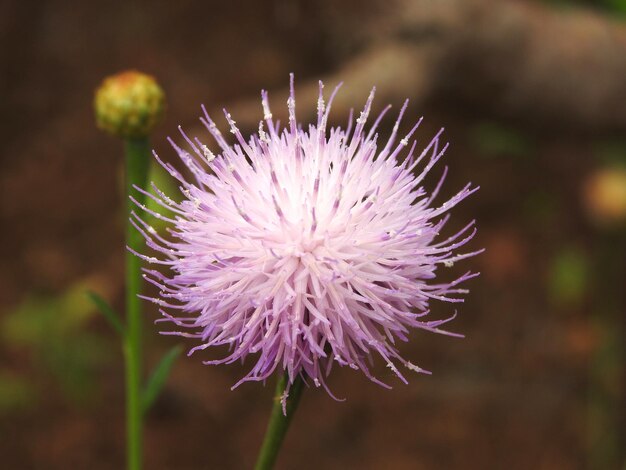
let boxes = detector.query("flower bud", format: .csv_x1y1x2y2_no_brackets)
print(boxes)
94,70,165,139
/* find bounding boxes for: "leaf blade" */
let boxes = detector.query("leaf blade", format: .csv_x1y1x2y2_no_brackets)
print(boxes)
142,345,183,413
86,291,125,336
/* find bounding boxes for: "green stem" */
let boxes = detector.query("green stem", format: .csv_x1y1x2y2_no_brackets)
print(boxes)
254,373,305,470
124,138,151,470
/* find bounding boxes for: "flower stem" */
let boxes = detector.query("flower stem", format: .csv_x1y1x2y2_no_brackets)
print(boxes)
124,138,151,470
254,373,305,470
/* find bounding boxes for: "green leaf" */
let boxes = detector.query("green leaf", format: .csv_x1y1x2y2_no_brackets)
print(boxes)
142,345,183,413
547,246,589,308
0,371,37,413
469,121,534,159
87,291,125,336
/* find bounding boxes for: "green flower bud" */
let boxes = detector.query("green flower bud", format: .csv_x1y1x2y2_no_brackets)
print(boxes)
94,70,165,139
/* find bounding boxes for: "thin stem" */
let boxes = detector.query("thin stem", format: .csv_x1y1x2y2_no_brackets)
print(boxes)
124,138,151,470
254,373,305,470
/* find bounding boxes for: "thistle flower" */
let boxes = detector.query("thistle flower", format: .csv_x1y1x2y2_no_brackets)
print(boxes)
131,75,481,403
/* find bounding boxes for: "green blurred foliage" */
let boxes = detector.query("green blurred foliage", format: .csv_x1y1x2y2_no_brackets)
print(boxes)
547,246,589,308
523,189,560,226
587,316,624,469
545,0,626,15
0,372,37,413
469,122,534,159
1,280,112,405
607,0,626,13
593,139,626,168
590,0,626,14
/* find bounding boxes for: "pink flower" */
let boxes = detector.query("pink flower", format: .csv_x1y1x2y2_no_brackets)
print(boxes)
131,75,481,400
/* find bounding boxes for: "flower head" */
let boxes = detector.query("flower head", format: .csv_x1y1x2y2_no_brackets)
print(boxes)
95,70,165,139
132,75,481,402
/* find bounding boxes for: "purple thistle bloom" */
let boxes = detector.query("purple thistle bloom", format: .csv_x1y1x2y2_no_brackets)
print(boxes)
131,75,481,404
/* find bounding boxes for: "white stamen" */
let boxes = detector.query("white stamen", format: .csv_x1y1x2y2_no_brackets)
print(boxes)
202,145,215,162
406,362,424,373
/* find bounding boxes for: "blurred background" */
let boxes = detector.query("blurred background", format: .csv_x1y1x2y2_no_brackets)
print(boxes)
1,0,626,468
